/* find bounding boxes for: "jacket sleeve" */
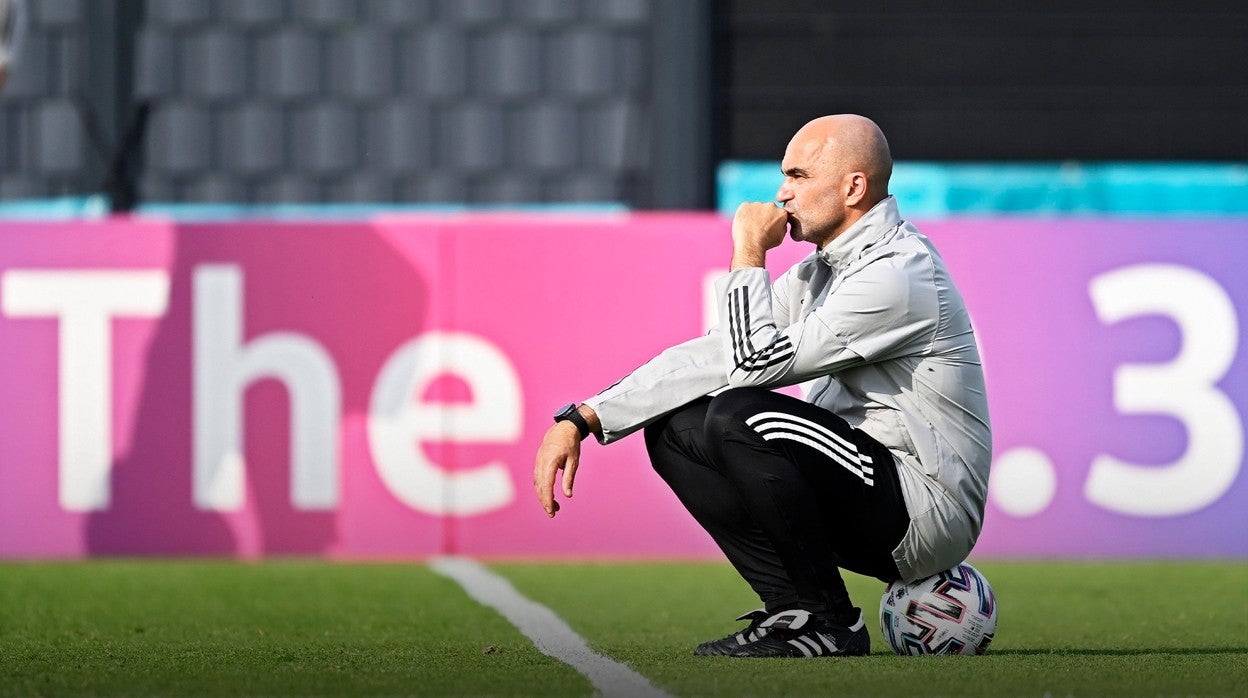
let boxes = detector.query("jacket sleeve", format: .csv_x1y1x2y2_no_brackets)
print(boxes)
717,261,936,388
580,265,804,445
582,331,729,444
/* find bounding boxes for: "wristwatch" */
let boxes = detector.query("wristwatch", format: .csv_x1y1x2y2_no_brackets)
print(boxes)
553,403,591,440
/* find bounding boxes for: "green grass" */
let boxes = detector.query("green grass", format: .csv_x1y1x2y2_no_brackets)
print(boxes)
0,561,591,697
502,560,1248,697
1,560,1245,697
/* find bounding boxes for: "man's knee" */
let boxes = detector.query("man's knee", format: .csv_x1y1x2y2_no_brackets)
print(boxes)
643,419,671,475
704,387,773,440
644,398,711,476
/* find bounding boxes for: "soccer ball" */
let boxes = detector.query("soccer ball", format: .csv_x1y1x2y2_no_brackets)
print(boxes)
879,562,997,655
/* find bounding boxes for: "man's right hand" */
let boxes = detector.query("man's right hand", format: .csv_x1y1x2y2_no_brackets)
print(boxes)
731,202,790,269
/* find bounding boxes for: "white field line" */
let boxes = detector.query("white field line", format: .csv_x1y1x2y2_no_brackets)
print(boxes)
430,556,672,698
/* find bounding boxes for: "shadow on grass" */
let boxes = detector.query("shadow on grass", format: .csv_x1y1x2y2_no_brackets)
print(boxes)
989,647,1247,657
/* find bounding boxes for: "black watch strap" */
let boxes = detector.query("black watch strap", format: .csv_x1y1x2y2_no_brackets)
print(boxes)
554,403,591,439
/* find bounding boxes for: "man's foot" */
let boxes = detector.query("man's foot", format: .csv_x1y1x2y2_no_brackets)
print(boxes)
693,609,770,656
727,609,870,658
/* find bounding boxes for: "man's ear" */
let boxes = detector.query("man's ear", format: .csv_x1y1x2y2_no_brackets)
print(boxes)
844,172,869,206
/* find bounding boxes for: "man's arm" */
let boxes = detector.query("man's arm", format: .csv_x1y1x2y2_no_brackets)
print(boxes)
719,255,937,388
582,201,793,443
532,202,793,517
718,203,941,388
583,333,728,443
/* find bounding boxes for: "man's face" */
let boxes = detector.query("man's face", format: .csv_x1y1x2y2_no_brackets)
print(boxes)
775,134,847,247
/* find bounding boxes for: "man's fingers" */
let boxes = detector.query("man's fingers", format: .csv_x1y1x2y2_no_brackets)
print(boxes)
534,454,572,517
534,473,555,517
562,456,578,498
732,201,790,253
534,456,560,517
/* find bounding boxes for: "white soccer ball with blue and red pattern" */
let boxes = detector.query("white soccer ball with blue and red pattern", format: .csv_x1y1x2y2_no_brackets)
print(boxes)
879,562,998,655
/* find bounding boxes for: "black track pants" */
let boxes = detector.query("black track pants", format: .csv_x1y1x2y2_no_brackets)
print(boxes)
644,387,910,621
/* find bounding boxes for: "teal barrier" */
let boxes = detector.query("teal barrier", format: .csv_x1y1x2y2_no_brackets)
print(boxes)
718,162,1248,217
4,164,1246,219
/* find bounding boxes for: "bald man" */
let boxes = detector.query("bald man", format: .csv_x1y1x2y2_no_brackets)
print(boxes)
535,115,991,658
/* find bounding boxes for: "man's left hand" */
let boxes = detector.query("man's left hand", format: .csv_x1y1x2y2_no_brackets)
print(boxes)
533,421,582,518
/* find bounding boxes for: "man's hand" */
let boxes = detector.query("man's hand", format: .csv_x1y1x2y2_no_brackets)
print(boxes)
533,421,583,518
534,405,602,517
731,202,789,269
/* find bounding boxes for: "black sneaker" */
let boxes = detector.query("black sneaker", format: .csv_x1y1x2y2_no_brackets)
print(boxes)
727,609,870,658
693,609,770,656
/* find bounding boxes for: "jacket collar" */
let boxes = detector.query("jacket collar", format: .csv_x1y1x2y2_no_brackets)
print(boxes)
815,196,901,273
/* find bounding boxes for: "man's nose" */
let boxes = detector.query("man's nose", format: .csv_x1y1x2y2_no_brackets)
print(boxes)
775,185,793,203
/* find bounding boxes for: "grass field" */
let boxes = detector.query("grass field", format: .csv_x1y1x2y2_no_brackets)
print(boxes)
1,560,1245,697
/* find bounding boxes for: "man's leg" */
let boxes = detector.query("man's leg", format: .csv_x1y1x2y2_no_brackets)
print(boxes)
702,388,910,625
644,398,800,610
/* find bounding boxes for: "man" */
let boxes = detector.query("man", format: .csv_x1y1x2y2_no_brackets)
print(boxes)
534,114,991,658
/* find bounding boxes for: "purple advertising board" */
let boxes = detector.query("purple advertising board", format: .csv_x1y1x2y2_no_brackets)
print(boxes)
0,215,1244,559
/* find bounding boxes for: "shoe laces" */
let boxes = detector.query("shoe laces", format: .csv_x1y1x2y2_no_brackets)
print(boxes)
758,609,815,635
732,608,770,644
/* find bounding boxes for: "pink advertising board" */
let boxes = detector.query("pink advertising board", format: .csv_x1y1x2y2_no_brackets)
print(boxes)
0,214,1245,559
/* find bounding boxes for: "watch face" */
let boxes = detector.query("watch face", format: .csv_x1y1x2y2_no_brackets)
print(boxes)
553,403,576,420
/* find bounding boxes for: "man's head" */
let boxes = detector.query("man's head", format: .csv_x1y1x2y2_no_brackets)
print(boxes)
775,114,893,247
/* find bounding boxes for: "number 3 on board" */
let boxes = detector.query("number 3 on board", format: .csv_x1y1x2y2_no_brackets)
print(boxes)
1086,264,1242,516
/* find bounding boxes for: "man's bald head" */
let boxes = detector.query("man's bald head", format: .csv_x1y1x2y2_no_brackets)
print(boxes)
790,114,893,206
776,114,895,246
